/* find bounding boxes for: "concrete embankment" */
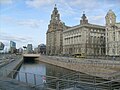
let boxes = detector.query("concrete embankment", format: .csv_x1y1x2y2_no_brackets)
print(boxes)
39,56,119,80
0,56,23,77
0,77,35,90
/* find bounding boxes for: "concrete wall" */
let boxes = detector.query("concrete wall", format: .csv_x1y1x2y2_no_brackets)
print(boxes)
39,56,120,80
0,57,23,77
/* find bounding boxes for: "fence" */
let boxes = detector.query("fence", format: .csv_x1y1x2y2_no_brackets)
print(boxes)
0,69,120,90
86,55,120,60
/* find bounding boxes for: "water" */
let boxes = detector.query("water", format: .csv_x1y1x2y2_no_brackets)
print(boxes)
15,58,120,90
15,58,76,89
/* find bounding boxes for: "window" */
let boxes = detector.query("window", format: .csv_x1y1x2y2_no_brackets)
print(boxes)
110,19,112,24
114,37,115,41
113,32,115,35
113,32,115,41
91,29,93,32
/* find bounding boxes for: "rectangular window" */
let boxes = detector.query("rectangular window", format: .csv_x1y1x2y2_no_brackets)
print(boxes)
114,37,115,41
113,31,115,41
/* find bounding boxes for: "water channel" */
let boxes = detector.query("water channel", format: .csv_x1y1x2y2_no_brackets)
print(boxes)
15,58,77,89
15,58,119,90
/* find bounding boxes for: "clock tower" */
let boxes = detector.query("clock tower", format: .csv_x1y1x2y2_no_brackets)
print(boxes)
46,5,66,55
105,9,120,56
105,9,116,26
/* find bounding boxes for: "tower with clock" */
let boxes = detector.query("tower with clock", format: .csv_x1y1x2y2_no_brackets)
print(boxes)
105,9,116,26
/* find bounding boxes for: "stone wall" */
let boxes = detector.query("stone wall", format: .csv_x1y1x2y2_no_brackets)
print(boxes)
39,56,120,80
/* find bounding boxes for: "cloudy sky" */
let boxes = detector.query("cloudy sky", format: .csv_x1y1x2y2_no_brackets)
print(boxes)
0,0,120,50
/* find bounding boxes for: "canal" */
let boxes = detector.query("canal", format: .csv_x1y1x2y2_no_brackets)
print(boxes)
15,57,120,90
15,58,77,89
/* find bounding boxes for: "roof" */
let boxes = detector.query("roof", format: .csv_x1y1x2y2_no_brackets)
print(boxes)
63,23,105,32
115,22,120,28
39,44,46,47
106,9,116,16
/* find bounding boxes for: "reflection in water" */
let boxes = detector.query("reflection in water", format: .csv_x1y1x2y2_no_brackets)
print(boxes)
15,59,76,88
15,60,46,85
15,58,120,90
20,61,46,75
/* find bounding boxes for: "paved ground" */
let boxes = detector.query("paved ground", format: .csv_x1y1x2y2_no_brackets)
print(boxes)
0,77,35,90
0,54,36,90
0,57,23,77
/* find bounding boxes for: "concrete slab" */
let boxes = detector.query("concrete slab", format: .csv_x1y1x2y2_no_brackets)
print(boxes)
0,77,35,90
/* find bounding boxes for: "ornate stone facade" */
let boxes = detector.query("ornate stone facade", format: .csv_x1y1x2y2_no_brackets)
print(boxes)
63,13,105,56
46,5,68,55
105,10,120,56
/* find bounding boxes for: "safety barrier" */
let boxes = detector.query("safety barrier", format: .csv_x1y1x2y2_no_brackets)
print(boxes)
0,69,120,90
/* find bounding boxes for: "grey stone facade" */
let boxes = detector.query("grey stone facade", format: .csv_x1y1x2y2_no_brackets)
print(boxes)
63,14,106,56
46,6,120,57
105,10,120,56
46,5,68,55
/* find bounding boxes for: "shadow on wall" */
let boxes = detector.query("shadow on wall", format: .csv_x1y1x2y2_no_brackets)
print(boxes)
23,57,39,63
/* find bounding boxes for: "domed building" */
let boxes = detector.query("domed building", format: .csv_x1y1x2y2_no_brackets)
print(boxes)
105,9,120,56
46,5,69,55
38,44,46,54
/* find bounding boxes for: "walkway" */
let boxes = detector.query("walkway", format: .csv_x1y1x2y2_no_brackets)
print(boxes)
0,77,35,90
0,55,37,90
0,55,23,77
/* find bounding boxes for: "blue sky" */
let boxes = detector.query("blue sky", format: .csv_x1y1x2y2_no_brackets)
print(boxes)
0,0,120,50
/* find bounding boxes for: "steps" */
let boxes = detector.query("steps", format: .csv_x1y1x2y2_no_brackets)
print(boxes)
46,71,120,90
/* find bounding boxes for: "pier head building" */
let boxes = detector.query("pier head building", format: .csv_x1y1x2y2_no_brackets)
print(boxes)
46,5,120,57
46,5,69,55
105,10,120,56
63,13,106,56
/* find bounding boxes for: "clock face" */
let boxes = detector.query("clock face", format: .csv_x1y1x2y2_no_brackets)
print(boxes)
55,17,58,20
110,19,112,23
109,16,112,23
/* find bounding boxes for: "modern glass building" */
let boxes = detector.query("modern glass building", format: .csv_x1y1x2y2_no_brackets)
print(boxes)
10,41,16,53
27,44,33,54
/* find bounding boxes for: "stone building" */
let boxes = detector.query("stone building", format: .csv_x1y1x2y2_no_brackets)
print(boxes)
63,13,106,56
105,10,120,56
38,44,46,54
46,5,68,55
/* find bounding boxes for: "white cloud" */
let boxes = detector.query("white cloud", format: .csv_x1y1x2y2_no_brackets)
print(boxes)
92,16,104,21
59,0,75,14
1,16,45,28
88,15,105,25
0,0,13,4
69,0,100,9
69,0,120,11
0,31,33,43
0,31,33,48
26,0,54,8
1,16,14,23
57,0,119,25
17,19,44,28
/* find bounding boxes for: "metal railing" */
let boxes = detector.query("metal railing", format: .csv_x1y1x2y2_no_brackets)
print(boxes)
0,69,120,90
41,56,120,79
